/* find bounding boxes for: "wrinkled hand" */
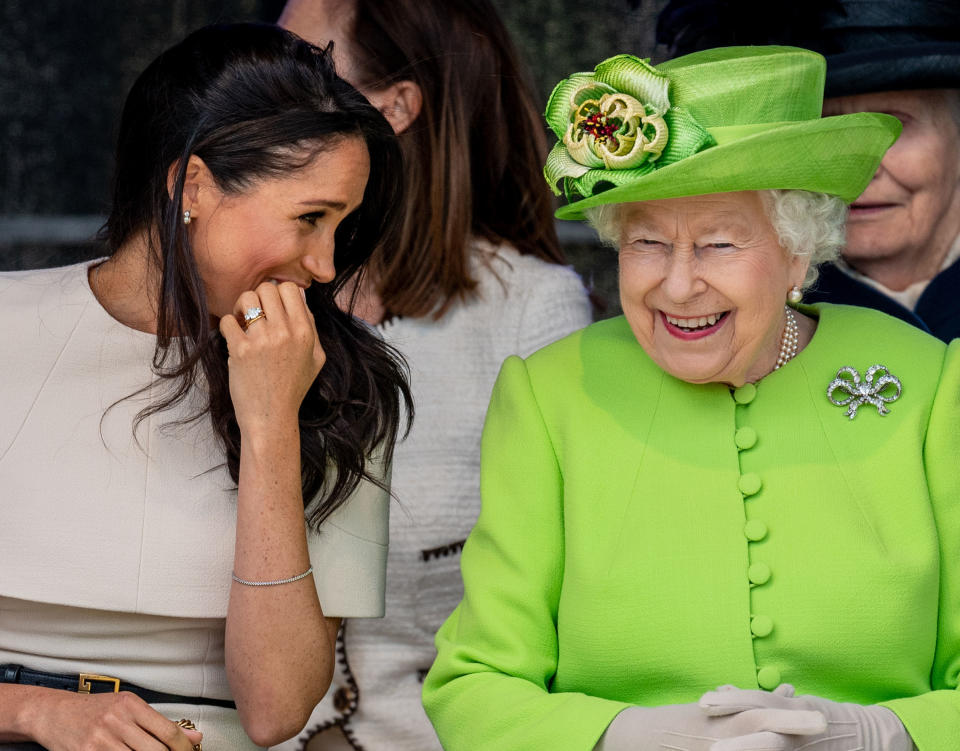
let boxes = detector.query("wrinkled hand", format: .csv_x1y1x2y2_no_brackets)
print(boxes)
29,690,202,750
595,686,825,751
699,684,915,751
219,281,325,435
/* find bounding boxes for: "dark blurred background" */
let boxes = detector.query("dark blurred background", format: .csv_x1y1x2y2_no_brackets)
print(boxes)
0,0,669,315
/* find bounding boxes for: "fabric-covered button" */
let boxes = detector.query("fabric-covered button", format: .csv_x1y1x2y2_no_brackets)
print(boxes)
757,666,782,690
751,615,774,637
733,383,757,404
738,473,762,496
744,520,768,541
735,426,757,450
748,562,771,585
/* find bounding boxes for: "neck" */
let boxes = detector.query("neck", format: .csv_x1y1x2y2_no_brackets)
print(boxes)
740,308,816,386
90,235,161,334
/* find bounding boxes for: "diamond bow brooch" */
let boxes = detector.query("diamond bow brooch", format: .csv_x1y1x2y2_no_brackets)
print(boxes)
827,365,902,420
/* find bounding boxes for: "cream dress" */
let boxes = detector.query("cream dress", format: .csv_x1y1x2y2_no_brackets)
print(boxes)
0,262,390,749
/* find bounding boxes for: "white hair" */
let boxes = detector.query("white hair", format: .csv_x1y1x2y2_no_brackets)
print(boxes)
584,189,848,288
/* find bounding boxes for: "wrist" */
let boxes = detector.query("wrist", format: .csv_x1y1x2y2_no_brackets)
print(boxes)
239,415,301,455
863,706,915,751
8,685,58,741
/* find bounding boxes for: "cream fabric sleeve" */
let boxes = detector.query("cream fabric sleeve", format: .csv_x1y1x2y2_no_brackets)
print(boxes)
306,452,391,618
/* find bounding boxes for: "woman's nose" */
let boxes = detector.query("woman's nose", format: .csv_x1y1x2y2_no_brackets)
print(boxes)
302,238,336,284
660,252,704,302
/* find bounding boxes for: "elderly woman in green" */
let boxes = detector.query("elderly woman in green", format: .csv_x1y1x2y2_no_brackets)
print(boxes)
422,47,960,751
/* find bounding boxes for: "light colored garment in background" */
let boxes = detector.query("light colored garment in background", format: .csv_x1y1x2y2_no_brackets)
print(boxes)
274,241,593,750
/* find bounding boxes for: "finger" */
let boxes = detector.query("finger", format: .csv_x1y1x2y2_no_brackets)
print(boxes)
700,690,757,716
146,725,198,751
276,281,311,319
735,708,827,736
124,701,196,751
711,731,789,751
167,728,204,751
120,722,168,750
660,729,719,751
772,684,796,698
275,283,324,373
183,728,204,745
220,311,245,347
277,282,317,341
252,280,287,323
701,688,790,716
233,290,267,330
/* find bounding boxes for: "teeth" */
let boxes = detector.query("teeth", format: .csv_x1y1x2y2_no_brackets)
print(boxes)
666,312,723,329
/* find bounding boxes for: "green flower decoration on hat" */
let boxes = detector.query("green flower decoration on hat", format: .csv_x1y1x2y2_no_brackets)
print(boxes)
544,47,902,220
544,54,716,201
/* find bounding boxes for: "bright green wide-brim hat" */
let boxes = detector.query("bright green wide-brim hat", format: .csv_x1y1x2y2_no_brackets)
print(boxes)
545,46,902,221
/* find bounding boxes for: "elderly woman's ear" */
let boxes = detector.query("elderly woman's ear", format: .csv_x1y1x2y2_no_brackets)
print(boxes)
789,255,812,295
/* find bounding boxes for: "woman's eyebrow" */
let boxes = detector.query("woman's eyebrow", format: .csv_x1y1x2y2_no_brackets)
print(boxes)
696,217,752,236
296,198,348,210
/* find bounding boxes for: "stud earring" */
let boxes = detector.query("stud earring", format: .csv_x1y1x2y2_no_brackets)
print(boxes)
183,210,192,225
787,285,803,304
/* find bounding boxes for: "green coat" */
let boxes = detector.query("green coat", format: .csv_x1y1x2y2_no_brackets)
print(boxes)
423,304,960,751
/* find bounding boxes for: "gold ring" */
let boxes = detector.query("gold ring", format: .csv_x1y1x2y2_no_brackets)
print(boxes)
176,718,202,751
242,306,266,329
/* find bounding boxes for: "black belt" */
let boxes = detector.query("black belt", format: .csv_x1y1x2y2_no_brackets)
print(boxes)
1,664,236,709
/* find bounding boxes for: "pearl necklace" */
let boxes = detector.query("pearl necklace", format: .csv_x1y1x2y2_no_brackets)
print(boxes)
774,306,799,370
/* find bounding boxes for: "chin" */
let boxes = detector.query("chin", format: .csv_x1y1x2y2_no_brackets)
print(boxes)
671,372,722,385
845,227,908,263
657,358,724,385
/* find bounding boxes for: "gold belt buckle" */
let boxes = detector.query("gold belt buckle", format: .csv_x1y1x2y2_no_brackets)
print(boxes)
78,673,121,693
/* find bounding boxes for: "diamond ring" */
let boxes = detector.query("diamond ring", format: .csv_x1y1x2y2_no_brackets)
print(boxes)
243,306,266,328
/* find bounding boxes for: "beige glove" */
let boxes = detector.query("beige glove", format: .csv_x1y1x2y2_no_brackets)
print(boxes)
595,685,826,751
698,684,916,751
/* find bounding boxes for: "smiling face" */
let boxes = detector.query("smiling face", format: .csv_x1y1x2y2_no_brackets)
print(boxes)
822,89,960,287
617,191,809,386
187,136,370,319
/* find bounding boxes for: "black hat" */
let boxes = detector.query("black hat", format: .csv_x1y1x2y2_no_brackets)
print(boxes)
656,0,960,96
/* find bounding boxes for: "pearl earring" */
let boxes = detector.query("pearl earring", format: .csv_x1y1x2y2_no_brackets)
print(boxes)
788,285,803,304
183,210,192,225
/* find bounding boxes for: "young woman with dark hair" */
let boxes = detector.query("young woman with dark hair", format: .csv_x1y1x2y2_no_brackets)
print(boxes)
278,2,593,749
0,23,411,750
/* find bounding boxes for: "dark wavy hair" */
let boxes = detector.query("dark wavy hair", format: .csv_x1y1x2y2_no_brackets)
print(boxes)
341,0,566,319
102,22,412,529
